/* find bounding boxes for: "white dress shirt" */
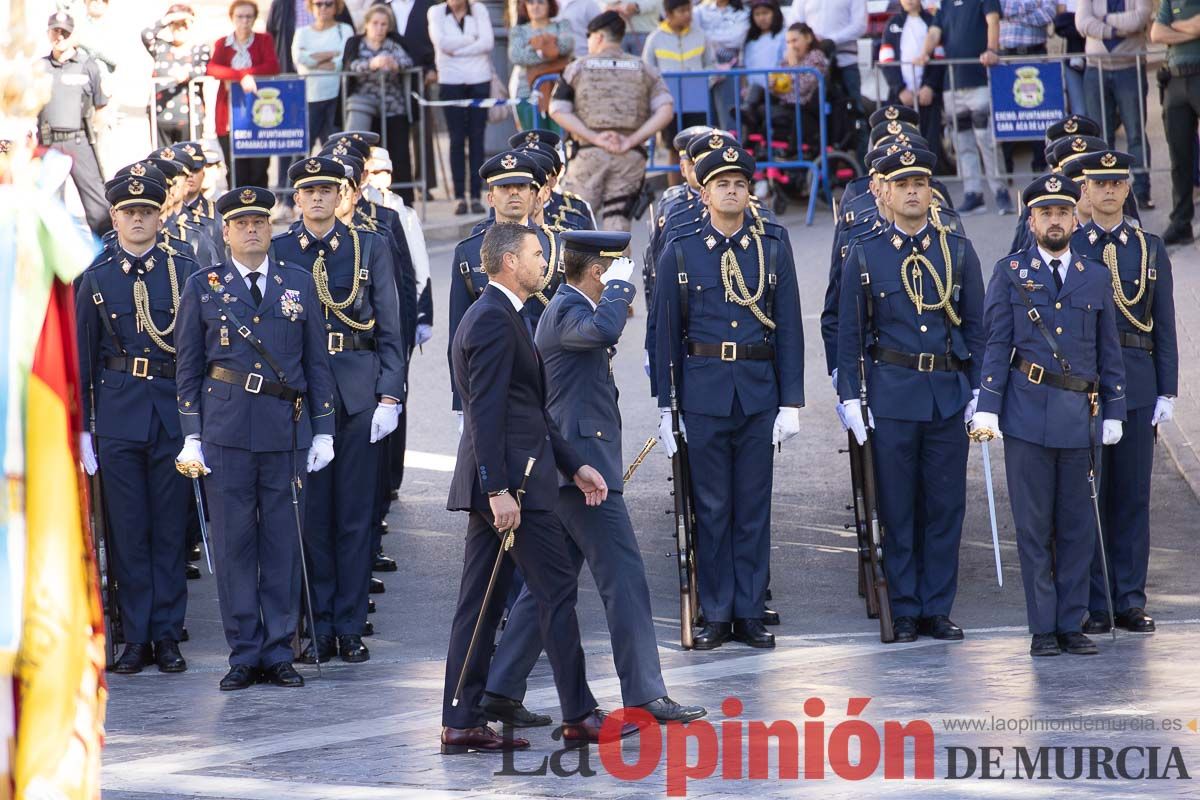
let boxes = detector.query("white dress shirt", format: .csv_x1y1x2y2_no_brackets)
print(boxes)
899,13,927,91
1036,245,1071,288
783,0,867,68
386,0,416,35
491,280,525,312
232,254,271,294
562,281,596,310
427,1,494,85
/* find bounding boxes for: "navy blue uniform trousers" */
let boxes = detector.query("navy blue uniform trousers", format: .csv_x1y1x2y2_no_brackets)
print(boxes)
872,415,967,618
486,490,667,708
684,398,775,623
305,404,377,637
206,443,304,668
1094,404,1154,614
97,413,188,644
1004,436,1096,635
442,509,596,729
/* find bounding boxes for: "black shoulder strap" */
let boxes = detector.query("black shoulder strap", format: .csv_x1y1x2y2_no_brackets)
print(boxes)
673,241,689,339
86,270,126,355
854,242,878,347
1002,264,1072,375
1142,234,1158,326
208,283,290,383
946,235,966,353
763,235,778,338
458,255,480,301
353,229,372,320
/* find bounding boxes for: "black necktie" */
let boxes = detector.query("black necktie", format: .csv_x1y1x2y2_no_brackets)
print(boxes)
1050,258,1063,292
248,271,263,306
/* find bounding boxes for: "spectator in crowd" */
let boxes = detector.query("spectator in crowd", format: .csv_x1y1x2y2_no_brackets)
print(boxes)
783,0,867,157
998,0,1056,175
207,0,281,189
695,0,750,132
267,0,354,71
757,20,827,151
143,4,212,147
557,0,603,54
644,0,714,181
508,0,575,131
344,5,416,200
1151,0,1200,244
878,0,945,169
738,0,786,141
428,0,495,215
918,0,1012,215
72,0,120,76
1076,0,1154,209
1054,5,1089,114
607,0,660,56
294,0,355,150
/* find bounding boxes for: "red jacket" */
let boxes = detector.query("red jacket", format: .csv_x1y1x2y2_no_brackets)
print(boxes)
206,32,281,137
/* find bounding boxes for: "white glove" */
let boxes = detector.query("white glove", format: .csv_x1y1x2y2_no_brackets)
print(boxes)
415,323,433,346
643,349,651,377
842,399,874,446
969,411,1001,441
963,389,980,424
834,401,850,431
307,434,335,472
830,368,838,393
657,408,685,458
1102,419,1123,446
369,402,401,443
175,434,210,475
603,256,635,284
772,406,801,447
80,432,98,476
1151,396,1175,426
456,409,464,436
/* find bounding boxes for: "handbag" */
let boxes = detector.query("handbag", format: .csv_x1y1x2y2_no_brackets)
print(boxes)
526,57,570,115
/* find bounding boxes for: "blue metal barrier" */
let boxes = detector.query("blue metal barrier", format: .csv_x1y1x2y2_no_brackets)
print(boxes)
532,66,829,225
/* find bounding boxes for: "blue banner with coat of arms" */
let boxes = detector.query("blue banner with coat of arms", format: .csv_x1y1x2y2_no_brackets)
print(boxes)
989,62,1066,141
230,78,309,156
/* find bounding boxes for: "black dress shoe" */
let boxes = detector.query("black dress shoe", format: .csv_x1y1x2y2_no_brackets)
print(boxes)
920,615,964,640
362,620,375,636
388,489,399,502
480,692,552,727
338,634,370,663
373,554,398,572
441,725,530,754
187,544,201,562
470,199,486,215
732,618,775,648
154,639,187,673
369,577,385,594
639,696,707,723
1083,611,1111,634
454,199,468,215
368,599,376,614
1163,224,1194,246
111,642,154,674
762,607,780,626
692,621,731,650
219,664,258,691
263,661,305,687
298,634,336,664
1057,632,1098,655
1030,633,1060,656
1115,607,1156,633
186,563,201,580
891,616,918,643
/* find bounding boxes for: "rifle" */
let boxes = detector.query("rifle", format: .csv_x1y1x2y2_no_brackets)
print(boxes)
850,272,894,643
85,324,121,667
666,323,699,649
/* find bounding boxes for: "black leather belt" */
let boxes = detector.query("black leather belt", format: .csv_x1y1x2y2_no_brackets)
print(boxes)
207,364,301,403
870,345,963,373
1120,331,1154,351
327,331,376,353
1013,356,1097,394
105,356,175,378
687,341,774,361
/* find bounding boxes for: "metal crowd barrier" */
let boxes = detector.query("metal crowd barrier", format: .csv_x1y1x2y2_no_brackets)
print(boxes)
532,66,830,225
866,49,1163,182
148,69,428,216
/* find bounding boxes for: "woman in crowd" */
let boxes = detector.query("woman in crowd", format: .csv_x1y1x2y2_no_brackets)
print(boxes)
770,21,826,149
293,0,355,150
207,0,281,188
143,3,212,146
737,0,785,137
343,4,416,200
508,0,574,132
428,0,494,215
694,0,749,133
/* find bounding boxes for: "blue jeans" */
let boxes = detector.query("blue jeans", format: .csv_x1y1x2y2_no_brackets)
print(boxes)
1084,65,1151,198
307,97,340,149
439,81,490,200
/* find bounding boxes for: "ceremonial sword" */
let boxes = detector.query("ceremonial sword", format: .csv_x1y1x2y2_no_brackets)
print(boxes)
175,464,215,575
979,440,1003,587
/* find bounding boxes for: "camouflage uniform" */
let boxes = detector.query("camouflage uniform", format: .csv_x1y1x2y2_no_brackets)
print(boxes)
550,44,673,232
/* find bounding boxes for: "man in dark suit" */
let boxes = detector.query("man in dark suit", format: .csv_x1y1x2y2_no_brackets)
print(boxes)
481,231,705,728
442,222,635,754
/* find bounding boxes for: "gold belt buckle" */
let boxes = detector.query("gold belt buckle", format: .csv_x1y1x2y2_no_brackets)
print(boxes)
244,372,264,394
720,342,737,361
328,332,345,354
1027,362,1044,385
132,357,150,378
917,353,935,373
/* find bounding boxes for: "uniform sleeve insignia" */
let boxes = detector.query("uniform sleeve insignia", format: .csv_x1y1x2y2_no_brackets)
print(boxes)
280,288,303,320
222,293,235,303
128,179,145,196
121,258,132,274
704,234,717,250
224,272,234,283
722,147,739,162
200,293,209,303
1030,259,1041,270
1009,260,1020,270
891,233,903,250
130,162,147,177
1100,153,1117,168
1071,137,1087,153
921,234,931,250
1119,229,1128,245
274,273,284,284
1076,261,1084,272
1087,229,1098,244
1045,177,1062,192
207,271,222,291
1024,279,1036,291
1064,119,1078,133
501,154,518,169
1019,269,1028,279
900,151,916,166
330,233,340,251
